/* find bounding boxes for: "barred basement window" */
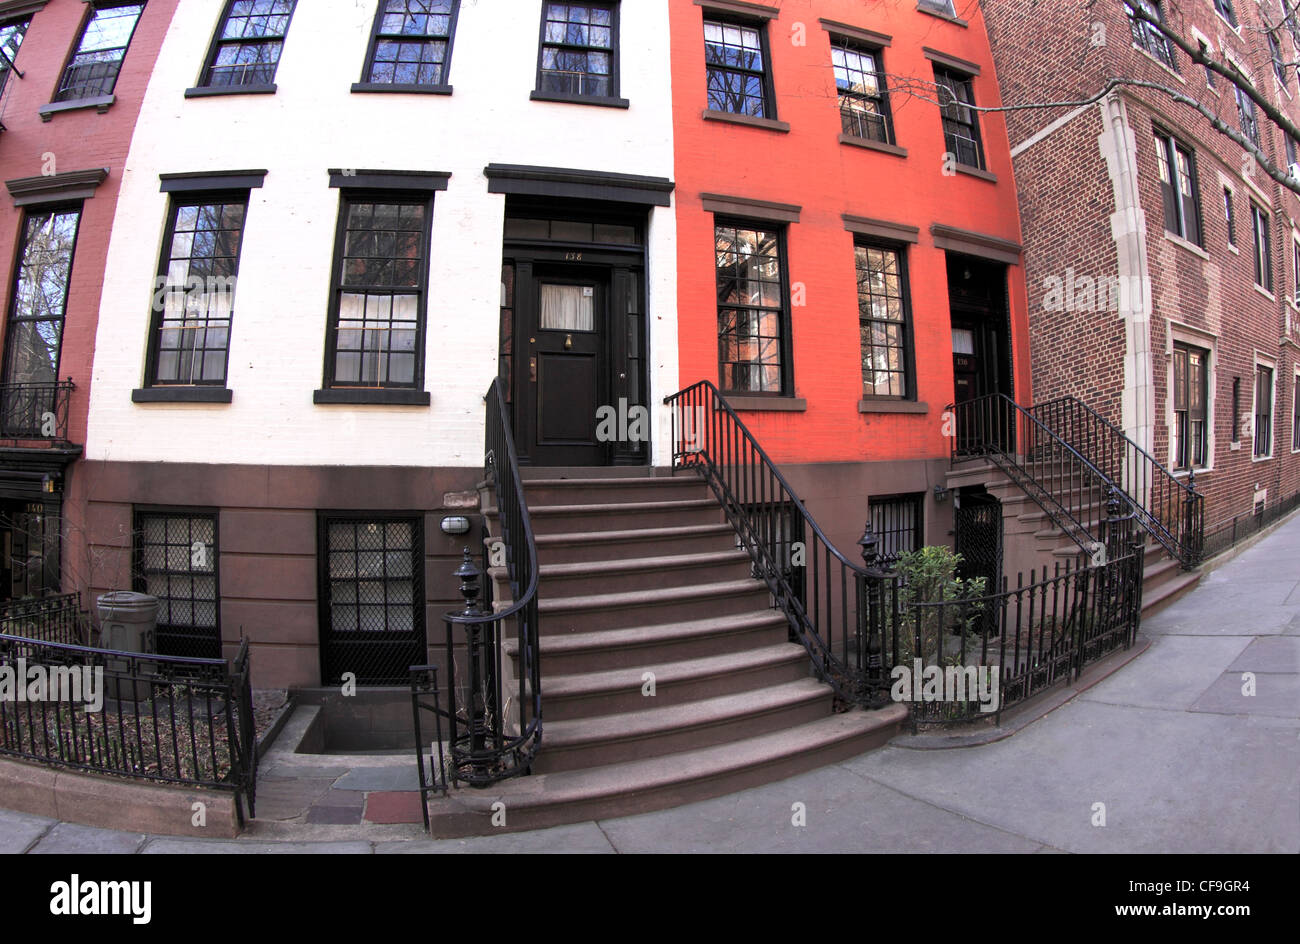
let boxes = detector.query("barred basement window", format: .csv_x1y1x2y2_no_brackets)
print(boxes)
134,511,220,660
1171,343,1207,470
934,66,984,170
361,0,459,88
325,196,431,389
0,16,30,97
536,2,617,99
1154,130,1202,246
1124,0,1177,71
53,3,144,102
856,243,912,398
716,221,789,395
199,0,296,89
1255,364,1274,458
703,16,774,119
831,37,892,144
147,197,247,386
869,493,923,566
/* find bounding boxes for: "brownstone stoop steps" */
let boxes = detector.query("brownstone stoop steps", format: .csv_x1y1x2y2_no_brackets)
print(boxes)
428,469,904,835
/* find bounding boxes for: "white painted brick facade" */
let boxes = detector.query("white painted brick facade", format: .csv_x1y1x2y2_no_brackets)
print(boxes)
87,0,678,467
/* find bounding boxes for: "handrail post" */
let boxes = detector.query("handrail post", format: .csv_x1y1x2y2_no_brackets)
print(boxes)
1183,468,1200,567
858,527,892,709
453,548,494,782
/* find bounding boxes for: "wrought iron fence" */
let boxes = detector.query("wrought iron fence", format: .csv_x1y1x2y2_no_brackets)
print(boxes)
877,545,1146,729
0,593,91,646
433,377,540,788
1200,490,1300,561
0,633,257,824
0,380,74,444
1029,396,1202,567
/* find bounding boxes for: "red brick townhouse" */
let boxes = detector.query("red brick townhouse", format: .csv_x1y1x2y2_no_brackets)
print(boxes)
980,0,1300,547
669,0,1032,570
0,0,177,607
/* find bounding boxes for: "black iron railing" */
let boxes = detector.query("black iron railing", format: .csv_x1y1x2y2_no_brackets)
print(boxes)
1029,396,1203,567
1200,490,1300,561
0,593,91,646
0,380,75,444
665,381,878,705
950,393,1119,560
432,377,541,787
0,633,257,824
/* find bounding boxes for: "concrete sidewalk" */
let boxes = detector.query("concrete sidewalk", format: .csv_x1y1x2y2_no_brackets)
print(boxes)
4,516,1298,853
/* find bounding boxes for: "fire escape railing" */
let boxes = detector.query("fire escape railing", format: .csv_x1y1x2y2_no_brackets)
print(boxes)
950,393,1121,560
419,378,541,790
664,380,882,706
1027,396,1203,568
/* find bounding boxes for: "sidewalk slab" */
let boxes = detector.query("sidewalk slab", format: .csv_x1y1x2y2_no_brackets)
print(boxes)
30,823,146,855
142,839,373,854
0,808,53,854
377,823,615,854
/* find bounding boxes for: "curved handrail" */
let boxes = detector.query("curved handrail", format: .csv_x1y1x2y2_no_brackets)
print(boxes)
438,378,541,785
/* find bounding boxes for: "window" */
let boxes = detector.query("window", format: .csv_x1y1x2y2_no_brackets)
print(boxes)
1,208,80,438
869,493,923,566
53,3,144,102
198,0,295,89
324,196,431,390
0,16,30,97
1124,1,1177,71
1234,85,1260,148
856,243,911,398
831,37,892,143
703,17,773,119
1251,202,1272,291
534,2,617,100
1270,31,1288,88
1224,187,1236,246
715,222,788,394
1232,376,1241,443
134,511,220,659
1214,0,1238,29
145,197,247,387
934,66,984,170
1293,238,1300,299
360,0,458,90
319,515,424,686
1294,372,1300,451
1254,363,1274,457
1171,343,1208,470
919,0,957,15
1197,38,1215,89
1154,131,1201,245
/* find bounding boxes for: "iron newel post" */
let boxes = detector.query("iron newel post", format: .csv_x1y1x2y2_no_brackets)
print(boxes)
454,547,492,781
858,526,891,709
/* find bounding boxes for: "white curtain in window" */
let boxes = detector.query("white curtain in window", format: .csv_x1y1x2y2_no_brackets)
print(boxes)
540,283,594,331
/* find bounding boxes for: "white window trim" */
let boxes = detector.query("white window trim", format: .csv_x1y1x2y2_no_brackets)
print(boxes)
1252,353,1277,461
1166,322,1217,474
1292,367,1300,453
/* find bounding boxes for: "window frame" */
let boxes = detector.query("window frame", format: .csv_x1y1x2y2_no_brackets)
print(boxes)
1270,30,1289,89
1293,369,1300,453
855,239,915,401
1213,0,1238,30
702,13,777,121
933,65,986,171
142,191,250,393
320,190,435,398
1234,84,1261,149
355,0,461,95
132,507,222,660
1251,201,1273,292
1154,129,1202,247
1170,341,1209,471
530,1,624,107
1253,360,1275,459
1124,0,1177,71
868,492,924,566
1223,186,1236,247
714,216,793,398
192,0,296,94
0,14,31,98
829,34,894,146
51,1,145,105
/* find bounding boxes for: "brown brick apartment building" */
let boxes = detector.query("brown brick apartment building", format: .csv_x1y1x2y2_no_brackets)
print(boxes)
980,0,1300,536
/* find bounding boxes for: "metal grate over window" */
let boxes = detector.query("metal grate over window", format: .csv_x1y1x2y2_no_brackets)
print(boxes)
869,493,923,566
135,512,220,660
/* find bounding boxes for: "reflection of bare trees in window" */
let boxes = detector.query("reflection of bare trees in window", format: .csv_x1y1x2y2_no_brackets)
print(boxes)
704,19,768,117
716,224,783,394
4,209,79,391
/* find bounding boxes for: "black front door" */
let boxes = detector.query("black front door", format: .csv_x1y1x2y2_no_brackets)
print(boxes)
521,265,608,466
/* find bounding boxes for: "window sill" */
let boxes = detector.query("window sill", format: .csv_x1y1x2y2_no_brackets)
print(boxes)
314,388,431,406
702,109,790,133
859,399,928,414
1227,243,1240,255
352,82,452,96
953,163,997,183
1163,231,1210,260
1251,452,1274,462
185,84,277,98
530,90,629,109
724,395,807,412
1229,440,1242,451
916,3,967,27
1253,283,1276,302
838,134,907,157
1132,45,1185,84
38,94,115,121
132,387,233,403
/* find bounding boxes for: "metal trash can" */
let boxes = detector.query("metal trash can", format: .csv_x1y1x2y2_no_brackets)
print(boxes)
96,592,160,702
